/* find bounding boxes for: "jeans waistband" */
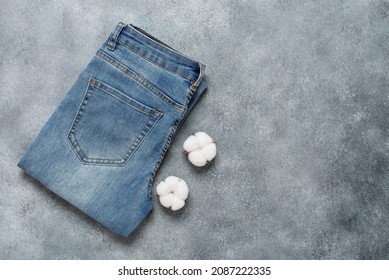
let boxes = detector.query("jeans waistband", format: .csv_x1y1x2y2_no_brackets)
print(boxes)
107,22,205,91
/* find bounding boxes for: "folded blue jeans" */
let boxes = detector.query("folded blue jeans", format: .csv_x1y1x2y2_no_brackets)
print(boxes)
17,22,207,237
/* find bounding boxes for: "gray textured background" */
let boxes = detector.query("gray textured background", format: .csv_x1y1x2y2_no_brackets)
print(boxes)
1,0,389,259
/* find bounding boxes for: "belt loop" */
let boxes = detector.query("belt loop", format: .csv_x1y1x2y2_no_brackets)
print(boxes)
107,22,126,51
190,63,206,92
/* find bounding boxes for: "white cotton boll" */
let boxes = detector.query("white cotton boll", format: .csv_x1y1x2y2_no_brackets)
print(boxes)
159,193,175,208
194,132,213,148
183,132,217,167
156,181,171,196
188,150,207,167
170,196,185,211
157,176,189,210
173,180,189,200
201,143,217,161
164,176,180,187
183,135,200,153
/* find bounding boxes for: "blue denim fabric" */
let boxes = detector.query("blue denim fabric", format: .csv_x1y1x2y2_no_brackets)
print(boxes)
17,22,207,237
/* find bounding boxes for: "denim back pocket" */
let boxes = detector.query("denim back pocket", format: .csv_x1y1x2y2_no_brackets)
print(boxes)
68,77,163,166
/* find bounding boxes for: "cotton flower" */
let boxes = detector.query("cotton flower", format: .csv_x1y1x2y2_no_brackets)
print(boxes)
183,132,217,167
156,176,189,211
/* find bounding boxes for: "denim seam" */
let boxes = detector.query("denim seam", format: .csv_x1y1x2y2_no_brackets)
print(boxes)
116,40,197,82
91,78,161,117
107,22,126,51
66,79,93,164
96,50,186,112
128,24,202,66
77,112,163,166
146,84,193,199
67,76,163,167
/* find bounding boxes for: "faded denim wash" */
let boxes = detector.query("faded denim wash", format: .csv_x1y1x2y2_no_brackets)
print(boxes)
17,22,207,237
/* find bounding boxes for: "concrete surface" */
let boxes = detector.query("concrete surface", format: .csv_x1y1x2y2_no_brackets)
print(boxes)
1,0,389,259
